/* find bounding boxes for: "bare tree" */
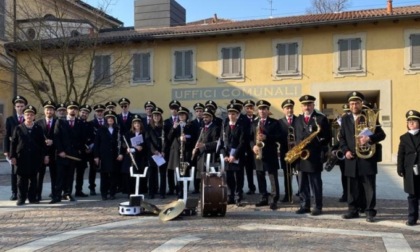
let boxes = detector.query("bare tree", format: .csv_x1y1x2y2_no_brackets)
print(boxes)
0,0,130,106
306,0,350,14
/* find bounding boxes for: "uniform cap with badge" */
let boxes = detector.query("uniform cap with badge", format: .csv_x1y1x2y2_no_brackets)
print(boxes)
256,100,271,109
80,104,92,113
227,103,241,113
67,101,80,110
193,102,205,111
203,107,215,118
43,100,56,109
132,114,142,123
12,95,28,105
347,91,365,102
93,104,106,112
23,105,37,114
177,106,190,117
299,95,316,104
105,101,117,109
152,107,164,115
205,100,217,110
169,100,181,109
119,97,131,106
243,99,255,107
406,110,420,121
104,110,117,119
144,101,156,109
281,99,295,108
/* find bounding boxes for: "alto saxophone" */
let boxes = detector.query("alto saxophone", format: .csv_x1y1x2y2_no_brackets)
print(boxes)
285,119,320,164
255,120,265,160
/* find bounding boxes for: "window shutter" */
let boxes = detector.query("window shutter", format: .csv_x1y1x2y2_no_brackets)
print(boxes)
174,51,183,79
141,53,151,80
338,39,349,70
231,47,241,76
94,56,102,83
184,50,193,78
277,44,286,73
221,48,230,76
288,43,298,72
410,34,420,68
350,38,361,69
133,54,141,81
102,55,111,83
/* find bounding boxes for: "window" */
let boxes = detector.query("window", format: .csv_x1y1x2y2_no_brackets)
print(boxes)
94,55,112,85
404,30,420,74
272,38,302,79
132,51,152,85
333,33,366,77
218,43,244,81
172,47,195,84
0,0,4,40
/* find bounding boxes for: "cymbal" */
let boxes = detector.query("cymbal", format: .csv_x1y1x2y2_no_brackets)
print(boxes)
140,201,161,215
159,200,185,222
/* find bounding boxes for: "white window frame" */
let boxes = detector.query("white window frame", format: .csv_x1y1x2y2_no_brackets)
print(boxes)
171,47,196,85
333,33,366,77
93,53,113,86
404,29,420,75
218,43,245,82
131,49,153,85
272,38,302,80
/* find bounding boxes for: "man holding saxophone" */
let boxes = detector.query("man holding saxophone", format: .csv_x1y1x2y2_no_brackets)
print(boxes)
293,95,330,216
339,91,386,223
251,100,281,210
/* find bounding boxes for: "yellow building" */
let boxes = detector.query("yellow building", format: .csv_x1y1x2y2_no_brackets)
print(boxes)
5,0,420,163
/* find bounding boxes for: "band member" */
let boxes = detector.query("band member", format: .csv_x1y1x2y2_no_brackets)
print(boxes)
167,106,195,199
88,104,107,196
56,103,67,119
143,101,156,128
75,104,93,197
339,91,386,222
398,110,420,226
205,100,223,127
52,101,85,203
164,100,181,195
193,108,221,174
35,100,58,202
10,105,48,205
105,101,117,112
191,102,205,193
221,104,247,204
294,95,330,216
146,107,167,199
243,99,257,195
122,115,149,198
251,100,281,210
94,111,124,200
336,104,351,202
279,99,298,203
3,95,27,201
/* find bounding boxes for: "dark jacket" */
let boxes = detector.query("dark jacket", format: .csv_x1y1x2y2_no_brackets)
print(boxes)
54,118,85,165
3,115,21,153
397,132,420,195
279,115,298,169
122,131,148,174
221,120,248,170
196,122,221,173
167,121,196,170
94,125,123,173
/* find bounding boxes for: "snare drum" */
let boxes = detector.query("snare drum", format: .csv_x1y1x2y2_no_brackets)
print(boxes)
201,172,227,217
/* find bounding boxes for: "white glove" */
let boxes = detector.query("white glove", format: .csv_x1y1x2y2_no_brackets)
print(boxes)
129,148,136,153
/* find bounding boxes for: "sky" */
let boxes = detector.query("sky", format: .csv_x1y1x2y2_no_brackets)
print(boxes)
84,0,420,27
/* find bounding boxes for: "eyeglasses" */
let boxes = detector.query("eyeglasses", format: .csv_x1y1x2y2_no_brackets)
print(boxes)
121,105,127,108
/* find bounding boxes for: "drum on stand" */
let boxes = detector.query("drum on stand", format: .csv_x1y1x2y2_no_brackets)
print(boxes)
200,172,227,217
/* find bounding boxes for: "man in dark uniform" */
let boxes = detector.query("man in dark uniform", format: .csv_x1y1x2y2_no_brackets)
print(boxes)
164,99,181,195
340,91,386,222
51,101,85,203
279,99,298,203
205,100,223,127
3,95,27,201
105,101,117,112
335,104,351,202
221,104,248,204
242,99,257,195
191,102,205,193
10,105,48,205
35,100,58,201
143,101,156,128
117,98,136,135
56,103,67,119
251,100,281,210
294,95,330,216
75,104,93,197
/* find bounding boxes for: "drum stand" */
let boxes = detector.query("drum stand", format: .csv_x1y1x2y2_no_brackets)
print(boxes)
176,163,198,216
118,166,149,216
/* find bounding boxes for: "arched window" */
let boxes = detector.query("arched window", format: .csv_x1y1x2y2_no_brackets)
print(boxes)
43,14,56,20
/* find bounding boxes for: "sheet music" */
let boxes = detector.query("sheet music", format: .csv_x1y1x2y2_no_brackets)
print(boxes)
358,127,373,137
230,148,239,164
130,134,143,146
152,154,166,167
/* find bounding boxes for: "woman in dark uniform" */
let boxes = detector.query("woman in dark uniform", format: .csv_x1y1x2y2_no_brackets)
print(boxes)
122,114,149,198
94,111,123,200
397,110,420,226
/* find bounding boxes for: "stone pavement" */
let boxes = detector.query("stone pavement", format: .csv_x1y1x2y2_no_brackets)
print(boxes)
0,161,419,252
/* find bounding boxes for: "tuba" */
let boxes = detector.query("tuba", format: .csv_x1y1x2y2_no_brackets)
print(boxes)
255,120,265,160
285,119,320,164
355,108,379,159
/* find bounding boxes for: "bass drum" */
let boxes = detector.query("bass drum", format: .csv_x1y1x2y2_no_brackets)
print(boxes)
201,172,228,217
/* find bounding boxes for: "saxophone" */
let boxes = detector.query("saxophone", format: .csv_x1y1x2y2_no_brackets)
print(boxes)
355,108,379,159
255,120,265,160
285,119,320,164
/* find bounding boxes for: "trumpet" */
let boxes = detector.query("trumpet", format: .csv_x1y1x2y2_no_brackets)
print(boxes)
255,120,265,160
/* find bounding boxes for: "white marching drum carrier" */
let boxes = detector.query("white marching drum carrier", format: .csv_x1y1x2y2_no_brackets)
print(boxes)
118,166,148,216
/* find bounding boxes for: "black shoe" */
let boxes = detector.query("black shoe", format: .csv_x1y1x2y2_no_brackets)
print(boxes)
255,199,268,207
49,193,53,198
311,209,322,216
63,195,76,201
281,196,290,203
366,216,375,223
246,190,255,195
49,198,61,204
29,200,40,204
295,208,310,214
270,202,278,210
359,208,366,214
90,190,97,196
191,190,199,194
75,192,89,197
16,201,25,206
167,191,175,196
228,198,235,205
109,195,116,200
10,193,17,201
338,196,347,202
406,220,417,226
342,212,360,219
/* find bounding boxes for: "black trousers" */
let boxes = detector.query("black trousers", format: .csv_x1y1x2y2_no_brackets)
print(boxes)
338,161,347,198
298,171,323,210
256,169,279,203
75,160,87,193
281,161,294,200
167,169,176,193
244,153,256,192
347,174,376,217
17,174,37,203
226,168,244,199
55,162,76,198
408,193,419,223
11,165,17,194
100,171,117,197
36,164,49,200
88,158,97,191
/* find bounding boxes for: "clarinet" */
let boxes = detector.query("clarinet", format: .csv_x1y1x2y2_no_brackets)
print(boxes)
117,128,121,155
